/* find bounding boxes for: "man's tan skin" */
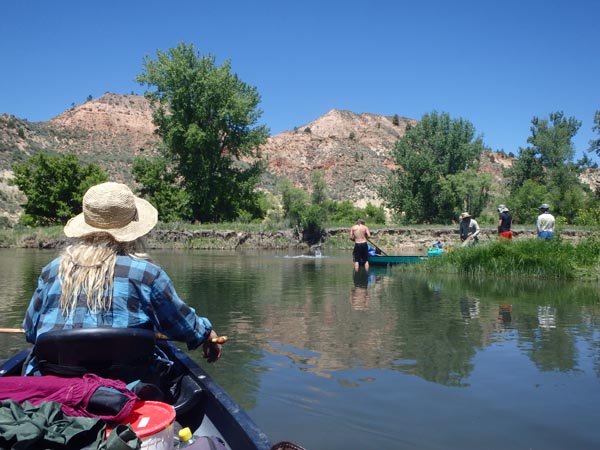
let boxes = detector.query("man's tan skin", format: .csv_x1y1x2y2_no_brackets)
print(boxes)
350,219,372,271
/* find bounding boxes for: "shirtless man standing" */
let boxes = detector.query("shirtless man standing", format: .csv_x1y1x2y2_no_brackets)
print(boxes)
349,219,372,271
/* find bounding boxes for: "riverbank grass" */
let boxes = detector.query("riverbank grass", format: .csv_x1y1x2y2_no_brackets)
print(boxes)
421,237,600,279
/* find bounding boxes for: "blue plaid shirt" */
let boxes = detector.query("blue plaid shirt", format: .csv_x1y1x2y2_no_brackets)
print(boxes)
23,255,212,350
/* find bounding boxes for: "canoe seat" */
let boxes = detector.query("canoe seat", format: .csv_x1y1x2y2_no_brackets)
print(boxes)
173,374,206,417
34,327,155,383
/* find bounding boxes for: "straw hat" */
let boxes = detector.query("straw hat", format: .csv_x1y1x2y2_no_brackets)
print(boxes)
64,182,158,242
459,212,471,220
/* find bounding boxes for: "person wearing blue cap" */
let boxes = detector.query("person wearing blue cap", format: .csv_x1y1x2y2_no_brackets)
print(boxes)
536,204,555,240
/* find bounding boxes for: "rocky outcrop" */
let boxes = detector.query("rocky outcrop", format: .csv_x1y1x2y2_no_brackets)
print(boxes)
49,93,159,153
255,109,417,206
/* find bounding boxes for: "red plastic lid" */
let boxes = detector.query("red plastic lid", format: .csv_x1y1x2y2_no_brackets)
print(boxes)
113,401,176,438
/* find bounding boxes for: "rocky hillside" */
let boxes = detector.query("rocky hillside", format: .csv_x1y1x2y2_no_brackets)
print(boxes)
0,93,161,183
0,94,162,222
1,93,598,224
48,94,160,154
255,109,417,206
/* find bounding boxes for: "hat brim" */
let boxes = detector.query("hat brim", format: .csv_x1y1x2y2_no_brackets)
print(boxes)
64,197,158,242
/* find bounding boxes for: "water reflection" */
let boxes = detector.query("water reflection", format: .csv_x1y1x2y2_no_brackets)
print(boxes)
3,250,600,387
351,268,370,310
498,304,512,327
1,249,600,449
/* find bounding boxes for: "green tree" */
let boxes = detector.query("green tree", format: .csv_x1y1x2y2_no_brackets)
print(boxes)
301,204,324,241
136,42,269,223
576,153,597,169
437,168,491,221
12,153,107,226
364,202,386,224
380,111,486,223
280,175,330,240
310,170,327,205
528,112,580,168
505,147,545,191
325,200,361,224
510,180,550,223
588,110,600,157
132,156,191,222
507,111,584,222
279,179,308,227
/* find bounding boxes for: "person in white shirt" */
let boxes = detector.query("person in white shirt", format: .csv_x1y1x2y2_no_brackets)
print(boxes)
536,204,555,240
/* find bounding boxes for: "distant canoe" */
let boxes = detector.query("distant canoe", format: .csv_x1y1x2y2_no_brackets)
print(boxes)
368,255,427,266
427,247,443,257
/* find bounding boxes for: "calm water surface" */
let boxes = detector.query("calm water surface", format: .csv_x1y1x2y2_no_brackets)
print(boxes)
1,248,599,450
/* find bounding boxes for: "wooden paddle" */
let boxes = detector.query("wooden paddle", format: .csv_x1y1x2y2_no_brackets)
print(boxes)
367,239,388,256
0,327,228,344
0,328,24,334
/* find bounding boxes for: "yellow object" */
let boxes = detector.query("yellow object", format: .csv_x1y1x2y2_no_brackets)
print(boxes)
179,427,193,442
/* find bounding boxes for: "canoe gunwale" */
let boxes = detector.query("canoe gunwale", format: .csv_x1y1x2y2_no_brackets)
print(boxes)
368,255,427,266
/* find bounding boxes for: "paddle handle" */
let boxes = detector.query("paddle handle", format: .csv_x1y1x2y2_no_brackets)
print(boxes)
153,332,228,344
0,328,24,334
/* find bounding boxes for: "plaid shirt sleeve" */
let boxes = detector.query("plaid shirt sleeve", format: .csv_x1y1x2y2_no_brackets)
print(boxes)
116,256,212,350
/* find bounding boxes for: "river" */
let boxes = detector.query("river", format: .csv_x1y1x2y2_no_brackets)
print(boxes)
0,248,599,450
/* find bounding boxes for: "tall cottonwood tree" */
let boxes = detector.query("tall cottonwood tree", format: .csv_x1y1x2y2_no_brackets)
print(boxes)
379,111,488,223
131,156,191,222
506,111,585,222
136,43,269,222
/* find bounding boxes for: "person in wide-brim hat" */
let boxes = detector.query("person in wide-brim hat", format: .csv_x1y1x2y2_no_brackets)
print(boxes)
64,182,158,242
459,212,480,244
22,181,223,377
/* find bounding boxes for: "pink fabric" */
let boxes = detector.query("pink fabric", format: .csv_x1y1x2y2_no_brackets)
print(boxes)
0,373,138,422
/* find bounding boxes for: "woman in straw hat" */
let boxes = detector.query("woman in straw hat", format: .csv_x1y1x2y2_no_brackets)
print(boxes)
22,182,222,374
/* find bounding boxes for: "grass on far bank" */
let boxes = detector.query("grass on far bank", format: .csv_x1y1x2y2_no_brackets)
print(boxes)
418,237,600,280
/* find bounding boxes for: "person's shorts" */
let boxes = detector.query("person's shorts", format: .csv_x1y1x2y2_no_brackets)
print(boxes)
353,242,369,264
499,231,513,240
538,231,554,240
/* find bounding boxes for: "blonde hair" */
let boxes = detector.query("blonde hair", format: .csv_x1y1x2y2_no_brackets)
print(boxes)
58,235,150,316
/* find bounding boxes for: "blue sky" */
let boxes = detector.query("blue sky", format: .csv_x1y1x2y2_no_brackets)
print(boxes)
2,0,598,161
